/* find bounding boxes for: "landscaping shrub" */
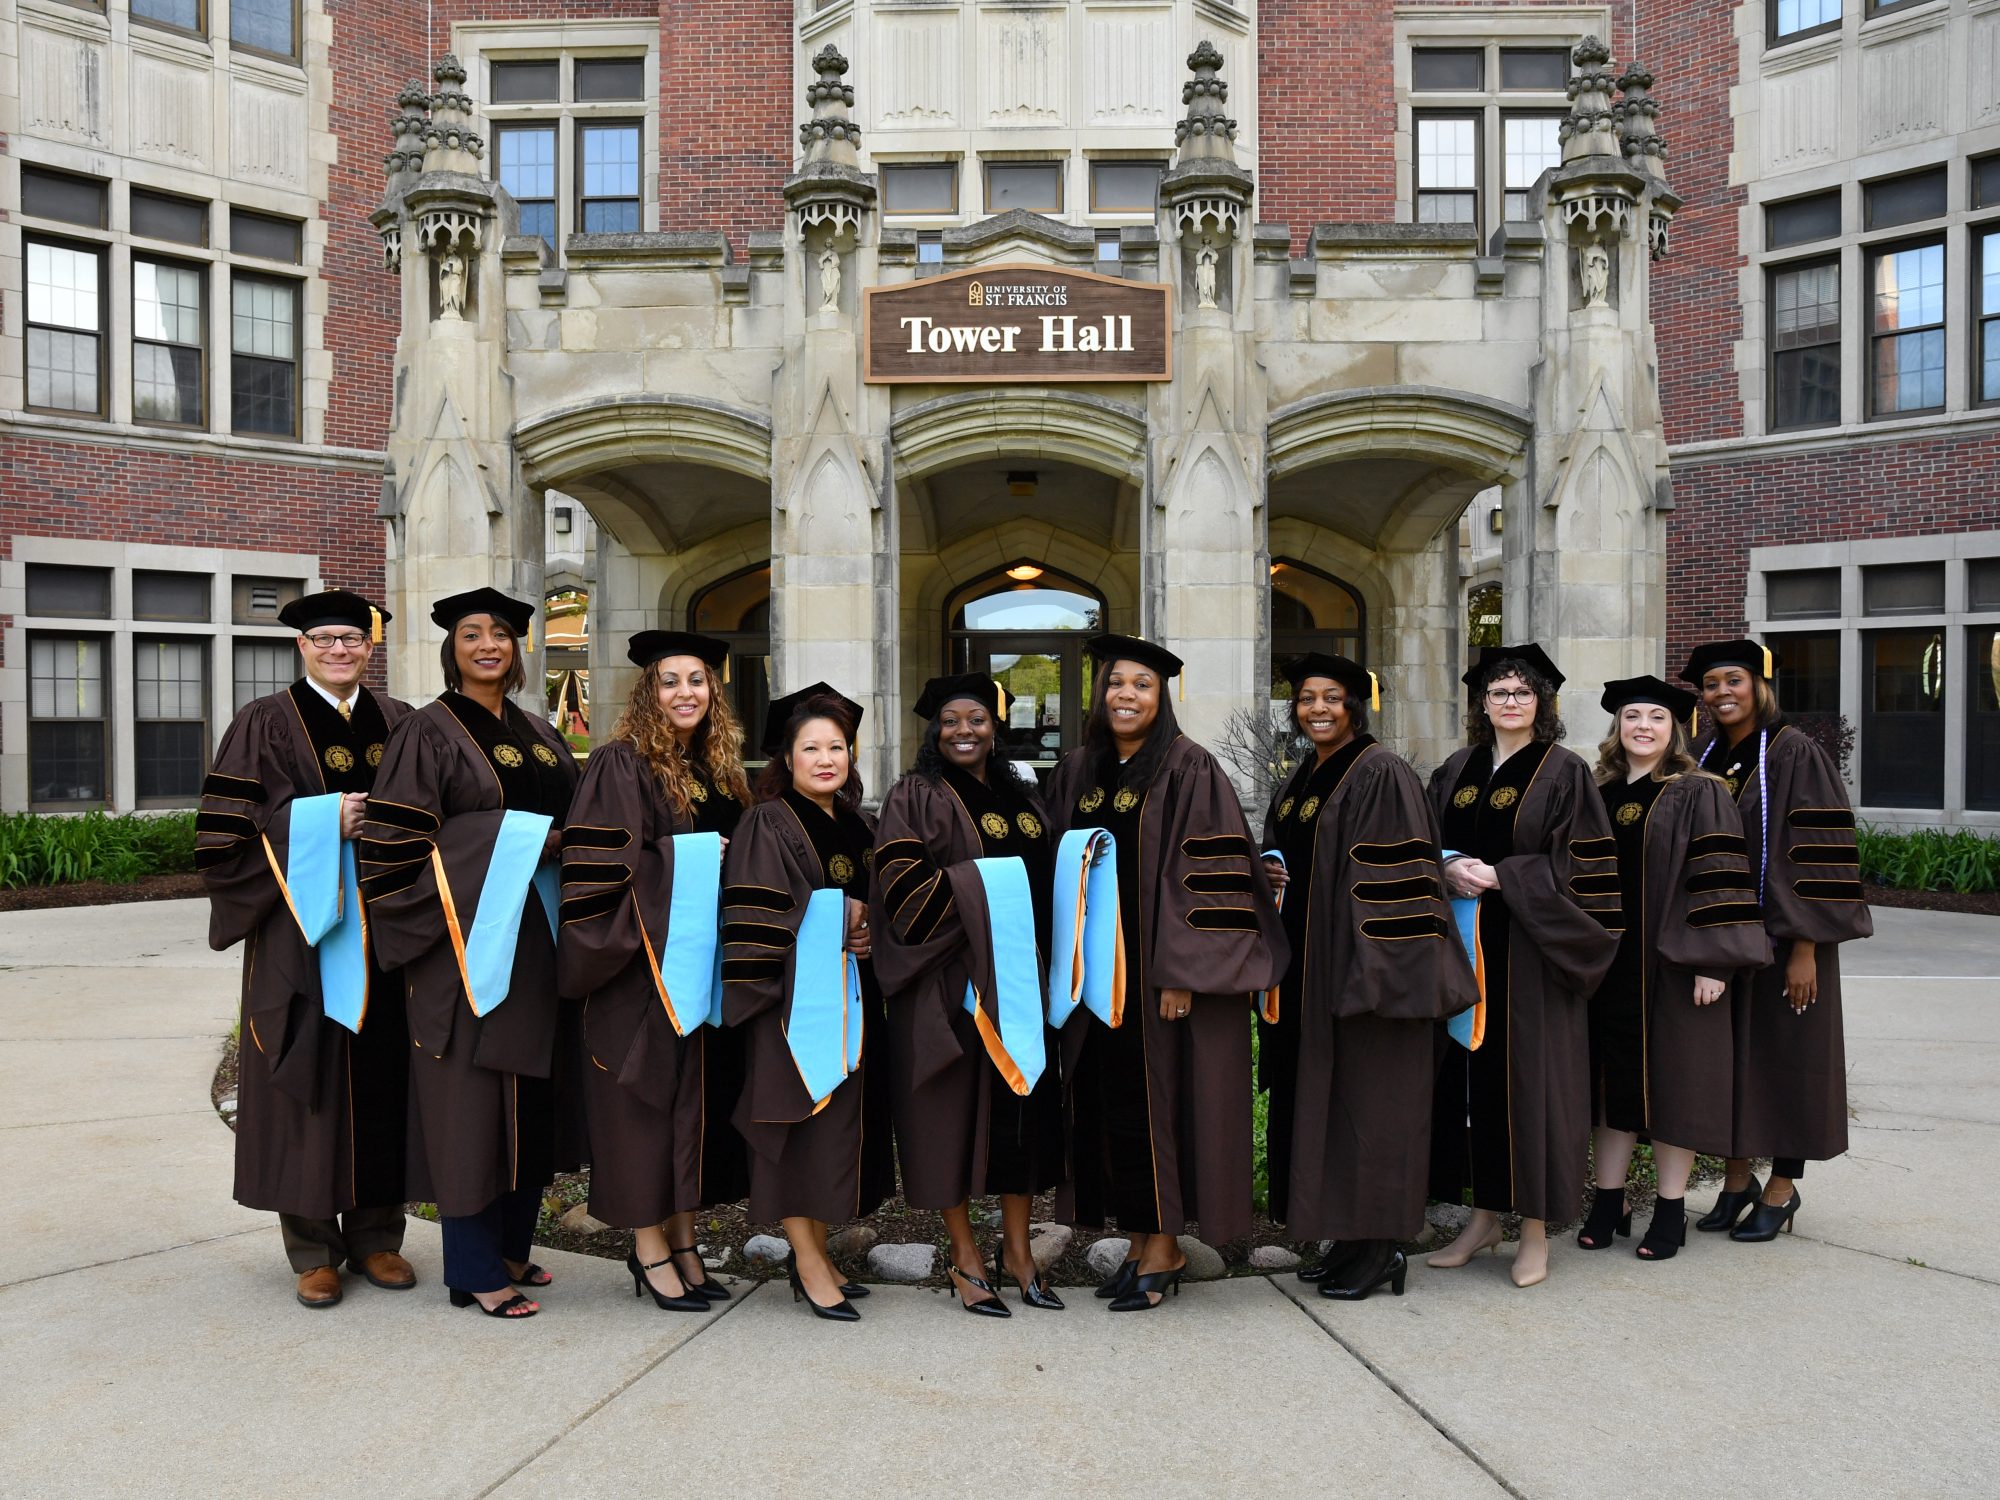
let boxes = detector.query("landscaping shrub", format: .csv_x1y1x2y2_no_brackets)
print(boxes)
0,811,199,889
1857,825,2000,894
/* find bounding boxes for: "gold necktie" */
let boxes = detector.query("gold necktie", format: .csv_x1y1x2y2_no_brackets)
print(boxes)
338,701,352,722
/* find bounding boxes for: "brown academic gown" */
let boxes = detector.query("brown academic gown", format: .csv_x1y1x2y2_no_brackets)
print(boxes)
359,693,581,1218
870,764,1064,1209
200,681,412,1221
1045,735,1289,1247
558,741,748,1227
1588,773,1772,1154
1264,738,1478,1242
1428,740,1622,1223
1697,723,1871,1162
721,791,895,1225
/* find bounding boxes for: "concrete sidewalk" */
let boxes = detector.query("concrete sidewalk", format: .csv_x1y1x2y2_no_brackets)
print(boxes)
1,899,1995,1498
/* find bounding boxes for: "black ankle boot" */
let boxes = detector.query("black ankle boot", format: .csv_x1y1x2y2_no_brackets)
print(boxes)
1318,1240,1407,1301
1637,1197,1687,1261
1696,1177,1763,1233
1575,1185,1630,1250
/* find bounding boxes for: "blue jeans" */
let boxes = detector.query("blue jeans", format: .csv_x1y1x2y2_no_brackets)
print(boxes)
441,1188,540,1293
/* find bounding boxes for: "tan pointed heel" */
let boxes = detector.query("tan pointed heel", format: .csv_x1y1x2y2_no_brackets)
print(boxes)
1426,1226,1501,1269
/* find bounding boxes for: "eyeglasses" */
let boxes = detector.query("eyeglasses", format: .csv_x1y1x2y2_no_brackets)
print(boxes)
1484,688,1537,705
302,633,370,651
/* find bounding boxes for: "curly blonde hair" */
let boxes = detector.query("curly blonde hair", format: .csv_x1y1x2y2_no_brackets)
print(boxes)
1593,709,1725,788
610,661,751,818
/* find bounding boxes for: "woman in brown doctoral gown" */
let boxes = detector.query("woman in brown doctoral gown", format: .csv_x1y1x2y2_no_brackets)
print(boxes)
1045,634,1288,1313
872,673,1065,1317
1576,676,1770,1262
720,684,893,1321
1427,643,1621,1289
1260,655,1477,1302
558,631,752,1313
1684,639,1871,1242
360,588,579,1319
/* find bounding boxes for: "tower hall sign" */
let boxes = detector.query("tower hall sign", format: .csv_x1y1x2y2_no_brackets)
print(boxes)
863,264,1172,384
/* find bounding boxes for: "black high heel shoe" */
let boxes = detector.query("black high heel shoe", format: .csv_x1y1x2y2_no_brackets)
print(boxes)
995,1245,1065,1310
626,1252,709,1312
787,1251,860,1322
1319,1241,1407,1301
1637,1198,1687,1261
1094,1254,1141,1300
1299,1241,1361,1284
668,1243,731,1301
946,1262,1011,1318
1108,1259,1186,1312
1729,1189,1801,1243
450,1287,539,1319
1575,1187,1633,1250
1696,1176,1763,1233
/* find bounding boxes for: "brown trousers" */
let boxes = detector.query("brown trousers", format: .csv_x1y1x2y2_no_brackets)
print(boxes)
278,1205,406,1272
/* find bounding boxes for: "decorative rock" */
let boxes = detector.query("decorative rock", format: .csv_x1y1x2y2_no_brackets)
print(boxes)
866,1242,937,1283
1028,1222,1073,1273
1085,1236,1133,1278
1249,1245,1301,1271
1176,1236,1227,1280
743,1233,791,1267
702,1257,727,1272
558,1205,610,1235
216,1096,237,1115
828,1223,879,1258
1426,1202,1472,1232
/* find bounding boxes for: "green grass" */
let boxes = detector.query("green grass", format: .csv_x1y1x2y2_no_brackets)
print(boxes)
1856,825,2000,894
0,811,199,889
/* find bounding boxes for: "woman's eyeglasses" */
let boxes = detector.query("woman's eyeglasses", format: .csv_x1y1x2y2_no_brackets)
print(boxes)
1484,688,1537,706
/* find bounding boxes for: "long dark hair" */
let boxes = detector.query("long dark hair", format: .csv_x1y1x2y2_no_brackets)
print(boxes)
1464,656,1566,746
911,712,1024,787
1082,655,1181,788
439,623,527,696
753,692,865,811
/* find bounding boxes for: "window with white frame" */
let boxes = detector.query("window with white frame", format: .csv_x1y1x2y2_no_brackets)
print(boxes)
1406,40,1577,239
25,239,105,417
480,46,653,255
133,259,205,428
233,639,300,711
133,638,208,803
29,636,109,808
231,274,300,437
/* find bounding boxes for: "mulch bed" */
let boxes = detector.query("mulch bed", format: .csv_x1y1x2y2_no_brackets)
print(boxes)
1861,885,2000,918
0,872,205,913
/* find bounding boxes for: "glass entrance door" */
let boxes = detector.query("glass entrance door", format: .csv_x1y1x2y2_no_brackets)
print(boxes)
946,568,1103,780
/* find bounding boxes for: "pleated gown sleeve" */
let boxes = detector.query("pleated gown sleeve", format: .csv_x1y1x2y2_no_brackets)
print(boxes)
870,774,977,1090
1149,740,1290,997
1654,775,1773,976
1494,748,1623,994
719,799,821,1128
1755,729,1874,948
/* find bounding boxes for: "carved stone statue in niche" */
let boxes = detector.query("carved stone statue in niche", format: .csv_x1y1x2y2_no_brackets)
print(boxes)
1195,240,1219,310
818,244,841,314
1580,240,1611,309
438,251,467,320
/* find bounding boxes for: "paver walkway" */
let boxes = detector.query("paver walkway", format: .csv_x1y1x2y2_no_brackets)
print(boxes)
1,899,1995,1498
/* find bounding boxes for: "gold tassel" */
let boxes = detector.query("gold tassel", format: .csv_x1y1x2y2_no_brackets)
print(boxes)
525,618,535,655
994,685,1009,719
1178,671,1185,702
1688,710,1699,739
369,607,382,644
1761,644,1773,680
1369,671,1380,712
722,656,731,684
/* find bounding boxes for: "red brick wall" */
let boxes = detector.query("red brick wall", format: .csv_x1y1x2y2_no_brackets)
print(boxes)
1665,433,2000,671
658,1,792,251
1645,0,1744,447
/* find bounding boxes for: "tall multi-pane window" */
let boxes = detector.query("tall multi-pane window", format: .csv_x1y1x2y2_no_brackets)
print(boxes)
29,637,107,807
1770,260,1841,429
1979,228,2000,406
233,640,299,712
232,0,296,60
1772,1,1841,44
1502,114,1562,221
133,260,205,427
1869,242,1946,416
1863,628,1945,808
579,123,641,232
231,275,299,436
1968,623,2000,812
1414,114,1479,228
25,240,104,416
134,639,208,802
497,125,558,245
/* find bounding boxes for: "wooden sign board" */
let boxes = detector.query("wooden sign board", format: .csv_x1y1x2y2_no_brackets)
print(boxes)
863,263,1172,384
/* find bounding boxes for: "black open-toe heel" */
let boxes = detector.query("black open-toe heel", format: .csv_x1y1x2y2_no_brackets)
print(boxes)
1637,1198,1687,1261
1730,1190,1801,1243
506,1261,553,1288
1319,1241,1407,1301
669,1244,731,1301
946,1262,1011,1318
1575,1187,1632,1250
450,1287,539,1319
1095,1255,1141,1300
787,1251,860,1322
626,1252,709,1312
1696,1176,1763,1233
1108,1259,1186,1312
995,1245,1065,1310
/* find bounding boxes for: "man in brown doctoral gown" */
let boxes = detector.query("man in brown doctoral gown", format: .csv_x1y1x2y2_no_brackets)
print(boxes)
197,590,415,1308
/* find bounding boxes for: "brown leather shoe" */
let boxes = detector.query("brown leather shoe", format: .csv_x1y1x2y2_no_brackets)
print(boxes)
296,1266,343,1308
353,1251,417,1290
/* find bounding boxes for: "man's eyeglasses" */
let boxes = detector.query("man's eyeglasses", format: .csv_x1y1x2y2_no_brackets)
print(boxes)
1484,688,1537,706
302,633,370,651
